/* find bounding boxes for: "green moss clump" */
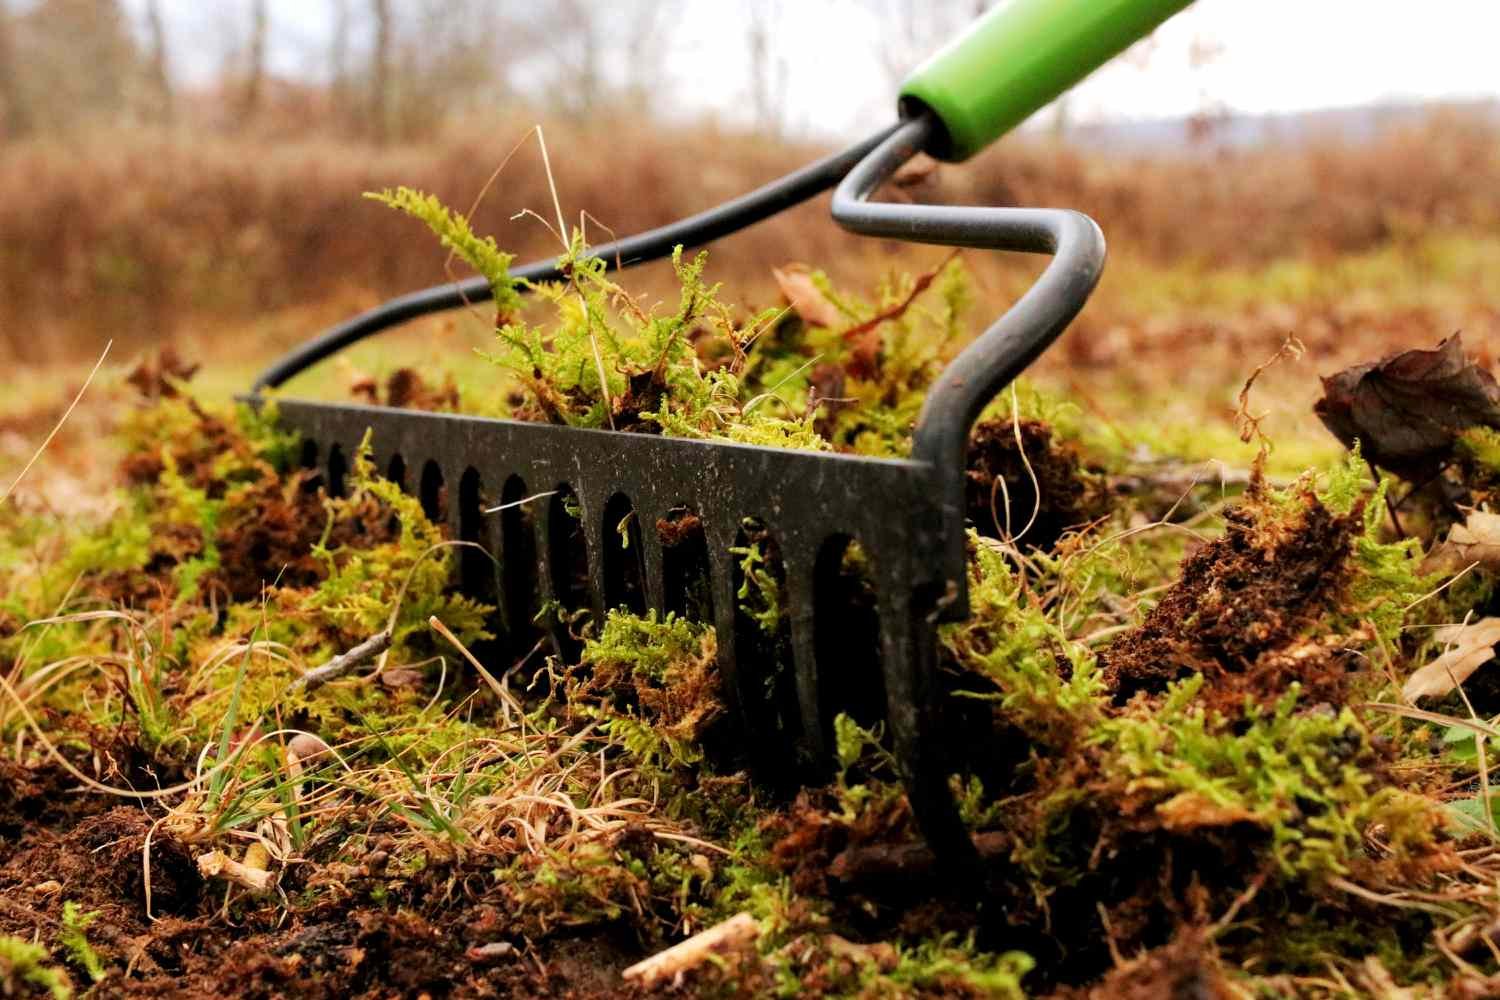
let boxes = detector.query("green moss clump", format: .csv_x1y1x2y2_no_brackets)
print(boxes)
568,610,721,770
1095,678,1433,880
57,902,105,985
0,935,70,1000
942,536,1104,750
303,430,493,653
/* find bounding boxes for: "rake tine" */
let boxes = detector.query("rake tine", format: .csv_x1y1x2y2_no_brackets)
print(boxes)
578,486,609,626
878,587,976,874
784,564,827,766
638,505,668,617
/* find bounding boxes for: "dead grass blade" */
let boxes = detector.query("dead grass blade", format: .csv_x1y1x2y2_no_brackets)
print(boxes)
0,340,111,508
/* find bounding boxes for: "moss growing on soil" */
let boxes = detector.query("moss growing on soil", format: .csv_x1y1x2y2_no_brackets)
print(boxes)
9,194,1500,998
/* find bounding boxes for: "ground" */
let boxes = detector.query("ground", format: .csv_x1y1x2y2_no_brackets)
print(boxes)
8,138,1500,998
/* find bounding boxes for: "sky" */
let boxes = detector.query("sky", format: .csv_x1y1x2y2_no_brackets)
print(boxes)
123,0,1500,140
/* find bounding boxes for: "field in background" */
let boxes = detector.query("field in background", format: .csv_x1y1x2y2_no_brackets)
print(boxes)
7,109,1500,506
3,108,1498,362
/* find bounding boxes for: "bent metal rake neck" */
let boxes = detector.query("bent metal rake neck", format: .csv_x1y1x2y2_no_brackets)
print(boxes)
247,0,1191,870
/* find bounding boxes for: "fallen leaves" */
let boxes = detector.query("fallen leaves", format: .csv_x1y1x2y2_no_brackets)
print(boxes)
1422,509,1500,575
1403,617,1500,701
126,345,199,400
1315,334,1500,480
771,264,842,329
350,366,461,411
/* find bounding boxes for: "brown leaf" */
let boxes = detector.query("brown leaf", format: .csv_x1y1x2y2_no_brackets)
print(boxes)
1155,791,1265,833
892,153,940,189
1402,616,1500,701
126,346,200,400
1421,509,1500,575
1314,333,1500,480
772,264,843,329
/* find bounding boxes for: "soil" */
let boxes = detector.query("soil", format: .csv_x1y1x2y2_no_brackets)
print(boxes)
965,419,1108,551
0,768,663,1000
1099,486,1365,710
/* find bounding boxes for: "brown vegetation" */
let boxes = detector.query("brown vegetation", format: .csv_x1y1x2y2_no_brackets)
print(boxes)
4,110,1499,365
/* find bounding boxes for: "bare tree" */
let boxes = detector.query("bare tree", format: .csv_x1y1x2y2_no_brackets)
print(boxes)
328,0,350,109
746,1,787,136
0,4,28,139
866,0,994,90
7,0,139,133
370,0,391,143
238,0,268,124
144,0,172,125
618,0,681,113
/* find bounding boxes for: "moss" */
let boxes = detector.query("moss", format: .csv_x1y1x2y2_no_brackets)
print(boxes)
941,537,1105,751
1457,425,1500,496
1095,679,1435,880
303,431,493,655
57,902,105,985
569,610,721,770
365,186,520,317
0,935,70,1000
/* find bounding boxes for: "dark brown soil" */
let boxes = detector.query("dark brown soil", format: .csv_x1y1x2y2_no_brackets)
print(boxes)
1100,488,1365,710
1047,929,1237,1000
965,419,1107,551
0,758,669,999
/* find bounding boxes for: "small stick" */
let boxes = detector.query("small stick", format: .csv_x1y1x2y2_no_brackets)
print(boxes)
622,912,759,988
196,849,273,893
294,629,393,692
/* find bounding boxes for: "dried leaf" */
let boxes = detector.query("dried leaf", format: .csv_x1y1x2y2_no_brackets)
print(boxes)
126,346,200,400
1421,509,1500,575
1402,616,1500,701
1314,333,1500,480
1155,791,1264,832
892,153,940,189
771,264,842,329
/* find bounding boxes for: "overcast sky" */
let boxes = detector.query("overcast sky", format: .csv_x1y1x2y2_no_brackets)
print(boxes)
125,1,1500,139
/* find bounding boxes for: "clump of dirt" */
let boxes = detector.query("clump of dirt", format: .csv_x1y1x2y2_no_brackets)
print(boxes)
768,787,915,900
1049,929,1237,1000
350,366,460,411
965,418,1108,550
1100,485,1364,709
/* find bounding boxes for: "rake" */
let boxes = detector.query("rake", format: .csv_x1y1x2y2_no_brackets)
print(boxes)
247,0,1193,868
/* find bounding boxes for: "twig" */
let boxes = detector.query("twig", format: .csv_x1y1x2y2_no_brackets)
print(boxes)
838,249,961,344
622,912,759,987
294,630,393,692
196,849,273,893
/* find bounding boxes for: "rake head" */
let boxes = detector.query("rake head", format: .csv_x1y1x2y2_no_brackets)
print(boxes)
248,112,1105,871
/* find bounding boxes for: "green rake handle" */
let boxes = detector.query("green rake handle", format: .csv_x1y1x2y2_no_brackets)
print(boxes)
901,0,1194,161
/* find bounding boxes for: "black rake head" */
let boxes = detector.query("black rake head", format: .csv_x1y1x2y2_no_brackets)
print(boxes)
247,112,1106,873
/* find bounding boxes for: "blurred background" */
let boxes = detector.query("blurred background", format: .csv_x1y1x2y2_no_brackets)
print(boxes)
4,0,1500,467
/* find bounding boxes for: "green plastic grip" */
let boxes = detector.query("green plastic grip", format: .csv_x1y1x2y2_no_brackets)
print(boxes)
899,0,1194,161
